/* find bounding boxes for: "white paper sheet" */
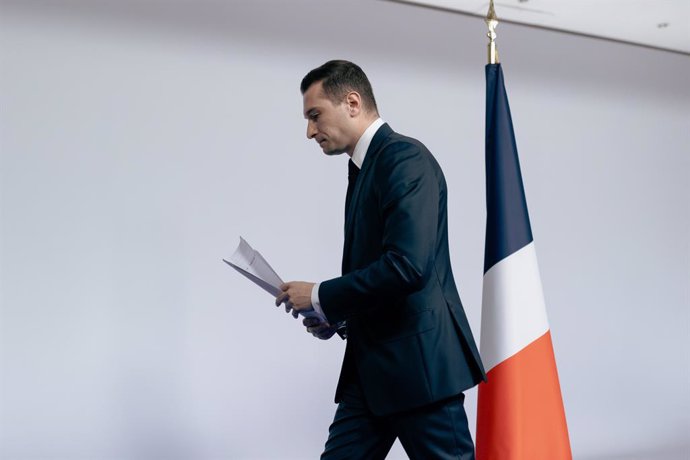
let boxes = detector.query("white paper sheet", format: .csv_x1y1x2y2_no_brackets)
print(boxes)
223,237,325,321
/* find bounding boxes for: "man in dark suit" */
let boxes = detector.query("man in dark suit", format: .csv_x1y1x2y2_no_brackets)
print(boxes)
276,60,486,460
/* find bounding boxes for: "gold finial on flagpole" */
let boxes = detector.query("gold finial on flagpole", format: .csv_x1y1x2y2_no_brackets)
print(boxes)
486,0,499,64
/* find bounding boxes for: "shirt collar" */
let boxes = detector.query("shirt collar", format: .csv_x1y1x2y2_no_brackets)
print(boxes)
351,117,384,169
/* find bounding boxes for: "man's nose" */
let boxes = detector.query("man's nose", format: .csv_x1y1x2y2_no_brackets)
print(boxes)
306,121,317,139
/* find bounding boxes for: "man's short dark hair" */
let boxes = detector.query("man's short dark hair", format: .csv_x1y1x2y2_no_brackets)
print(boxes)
301,60,379,114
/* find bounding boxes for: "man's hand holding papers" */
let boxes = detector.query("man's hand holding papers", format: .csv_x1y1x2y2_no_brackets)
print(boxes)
224,237,330,331
275,281,315,318
275,281,337,340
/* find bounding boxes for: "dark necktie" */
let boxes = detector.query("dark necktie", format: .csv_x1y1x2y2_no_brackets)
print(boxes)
345,159,360,219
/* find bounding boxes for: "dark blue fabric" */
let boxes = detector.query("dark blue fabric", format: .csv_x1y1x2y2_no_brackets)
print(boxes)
345,159,359,223
319,124,486,416
322,377,475,460
484,64,533,274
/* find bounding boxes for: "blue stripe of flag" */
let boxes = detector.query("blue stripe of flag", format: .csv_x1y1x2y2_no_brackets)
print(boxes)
484,63,533,274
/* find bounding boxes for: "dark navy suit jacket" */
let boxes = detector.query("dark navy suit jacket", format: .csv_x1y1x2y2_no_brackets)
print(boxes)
319,124,486,416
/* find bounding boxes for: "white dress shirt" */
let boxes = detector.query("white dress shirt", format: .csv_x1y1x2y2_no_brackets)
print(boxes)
310,117,385,322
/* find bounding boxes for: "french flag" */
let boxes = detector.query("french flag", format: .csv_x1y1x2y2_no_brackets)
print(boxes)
476,63,572,459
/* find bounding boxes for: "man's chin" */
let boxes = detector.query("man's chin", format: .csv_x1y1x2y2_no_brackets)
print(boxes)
322,147,344,156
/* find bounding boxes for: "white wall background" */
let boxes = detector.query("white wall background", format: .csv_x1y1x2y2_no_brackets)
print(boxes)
1,1,688,459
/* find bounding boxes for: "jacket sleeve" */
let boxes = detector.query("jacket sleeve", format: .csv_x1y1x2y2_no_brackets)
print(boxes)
318,142,440,324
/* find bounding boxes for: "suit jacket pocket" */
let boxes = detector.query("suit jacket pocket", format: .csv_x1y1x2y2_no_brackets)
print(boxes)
370,308,436,344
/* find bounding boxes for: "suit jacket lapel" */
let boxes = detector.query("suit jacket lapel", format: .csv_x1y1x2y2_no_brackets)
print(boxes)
342,123,393,272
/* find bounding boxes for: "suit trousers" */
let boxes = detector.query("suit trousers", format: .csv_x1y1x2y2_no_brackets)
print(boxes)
321,375,475,460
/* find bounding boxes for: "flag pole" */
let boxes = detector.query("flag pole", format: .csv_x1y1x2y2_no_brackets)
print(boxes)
485,0,499,64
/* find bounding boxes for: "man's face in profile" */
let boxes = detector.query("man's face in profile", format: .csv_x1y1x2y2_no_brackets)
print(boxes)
302,81,353,156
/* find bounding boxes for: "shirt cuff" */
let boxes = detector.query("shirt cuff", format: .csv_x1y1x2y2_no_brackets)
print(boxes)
311,282,327,322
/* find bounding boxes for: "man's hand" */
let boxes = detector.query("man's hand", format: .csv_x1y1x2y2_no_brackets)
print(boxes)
275,281,315,318
303,317,337,340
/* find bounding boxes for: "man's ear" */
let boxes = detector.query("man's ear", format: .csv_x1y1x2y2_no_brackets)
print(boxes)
345,91,363,116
